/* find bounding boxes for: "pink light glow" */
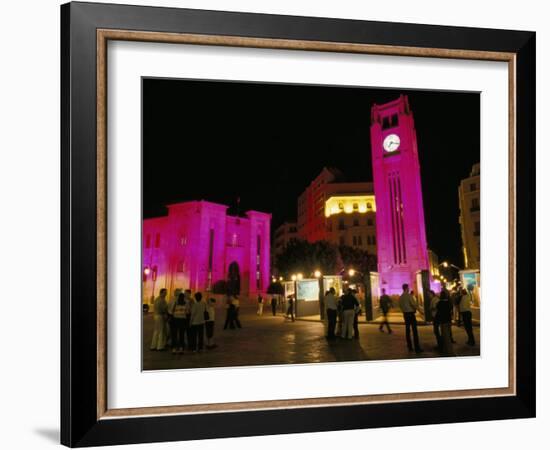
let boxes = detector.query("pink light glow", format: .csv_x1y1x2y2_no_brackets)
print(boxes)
142,200,271,301
370,95,431,295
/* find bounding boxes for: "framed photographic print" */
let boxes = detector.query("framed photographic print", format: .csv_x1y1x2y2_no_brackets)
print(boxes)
61,1,536,447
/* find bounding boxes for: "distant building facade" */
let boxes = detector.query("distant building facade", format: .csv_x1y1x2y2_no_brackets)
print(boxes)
324,194,377,253
428,249,440,278
142,200,271,301
297,167,377,252
273,221,298,256
458,163,481,269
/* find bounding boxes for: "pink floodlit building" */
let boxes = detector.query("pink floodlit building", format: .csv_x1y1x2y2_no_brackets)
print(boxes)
370,95,430,294
142,200,271,301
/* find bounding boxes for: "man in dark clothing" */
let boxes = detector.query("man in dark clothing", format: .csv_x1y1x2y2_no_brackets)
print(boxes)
399,284,423,353
271,297,278,316
286,295,295,322
379,288,392,333
341,289,359,339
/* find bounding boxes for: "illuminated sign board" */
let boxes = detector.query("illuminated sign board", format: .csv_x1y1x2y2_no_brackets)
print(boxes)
296,279,319,301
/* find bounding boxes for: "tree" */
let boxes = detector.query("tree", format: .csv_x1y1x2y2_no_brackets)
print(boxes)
267,281,285,295
338,245,377,274
275,239,339,278
227,261,241,295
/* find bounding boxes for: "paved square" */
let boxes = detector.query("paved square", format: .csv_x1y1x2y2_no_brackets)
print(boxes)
143,305,480,371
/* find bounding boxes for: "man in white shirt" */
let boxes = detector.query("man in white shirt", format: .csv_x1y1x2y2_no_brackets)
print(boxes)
150,288,168,351
459,289,476,346
399,284,423,353
325,287,338,339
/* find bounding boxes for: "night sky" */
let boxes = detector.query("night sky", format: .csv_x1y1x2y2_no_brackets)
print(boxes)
143,78,479,267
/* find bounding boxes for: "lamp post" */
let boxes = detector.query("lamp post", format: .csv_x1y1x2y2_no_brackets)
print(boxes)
314,269,324,320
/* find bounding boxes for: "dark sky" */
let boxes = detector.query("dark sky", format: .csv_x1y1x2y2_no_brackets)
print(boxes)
143,78,479,267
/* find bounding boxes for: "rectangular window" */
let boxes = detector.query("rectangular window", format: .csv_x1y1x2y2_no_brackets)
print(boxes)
339,236,345,246
470,198,480,212
352,236,357,246
176,261,184,273
358,236,363,246
391,113,399,127
367,218,373,226
353,218,359,227
154,233,161,248
470,182,477,192
338,218,345,230
208,229,214,271
145,234,151,248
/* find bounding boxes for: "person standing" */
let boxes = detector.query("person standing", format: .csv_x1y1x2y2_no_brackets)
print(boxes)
430,289,442,349
352,289,362,339
170,293,187,354
459,289,476,346
150,288,168,351
205,298,217,349
184,289,194,346
399,284,423,353
223,295,235,330
379,288,392,334
341,288,359,340
325,287,338,339
257,295,264,316
232,295,242,328
286,295,295,322
435,289,454,356
189,292,207,352
270,296,278,316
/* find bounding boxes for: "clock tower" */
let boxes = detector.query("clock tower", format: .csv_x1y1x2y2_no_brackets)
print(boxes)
370,95,430,294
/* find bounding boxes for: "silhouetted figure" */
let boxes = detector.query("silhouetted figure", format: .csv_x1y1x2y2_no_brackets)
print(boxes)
341,288,359,339
286,295,295,322
399,284,423,353
232,295,242,328
271,297,278,316
189,292,206,352
223,295,235,330
169,293,188,354
379,288,392,333
257,295,264,316
435,289,454,356
325,287,338,339
352,289,361,339
459,289,476,346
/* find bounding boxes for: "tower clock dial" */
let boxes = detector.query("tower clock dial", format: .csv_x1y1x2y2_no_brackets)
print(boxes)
383,134,401,152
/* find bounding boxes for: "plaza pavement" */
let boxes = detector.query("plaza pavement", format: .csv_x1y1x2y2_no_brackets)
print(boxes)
143,305,480,371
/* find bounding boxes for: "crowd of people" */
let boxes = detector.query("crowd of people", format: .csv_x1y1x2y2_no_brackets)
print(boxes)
394,283,477,355
149,288,218,354
148,282,477,358
319,283,477,356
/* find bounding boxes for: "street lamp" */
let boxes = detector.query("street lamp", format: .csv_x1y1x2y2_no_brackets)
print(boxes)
348,269,356,277
314,270,322,278
297,273,303,280
291,274,297,281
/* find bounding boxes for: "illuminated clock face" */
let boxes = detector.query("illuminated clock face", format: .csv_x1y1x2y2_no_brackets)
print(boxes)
383,134,401,152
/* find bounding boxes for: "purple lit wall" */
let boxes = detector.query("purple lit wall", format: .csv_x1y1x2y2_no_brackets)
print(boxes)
142,200,271,301
370,95,430,295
